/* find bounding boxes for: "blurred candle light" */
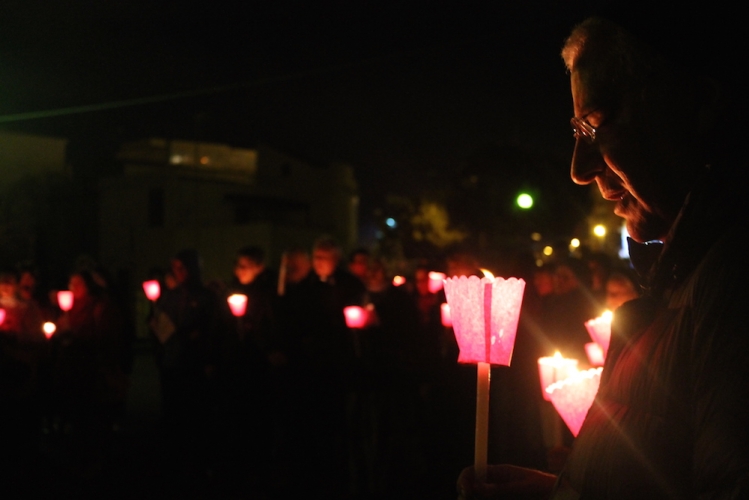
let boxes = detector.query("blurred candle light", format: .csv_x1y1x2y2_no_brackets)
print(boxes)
440,303,452,327
43,322,56,339
585,342,605,367
538,352,579,401
0,308,5,326
343,305,368,329
585,310,613,357
546,367,603,437
57,291,74,312
428,272,446,294
227,294,248,317
444,275,526,482
142,280,161,302
392,275,406,287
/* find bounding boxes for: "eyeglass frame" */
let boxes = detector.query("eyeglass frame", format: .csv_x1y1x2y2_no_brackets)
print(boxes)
570,110,600,145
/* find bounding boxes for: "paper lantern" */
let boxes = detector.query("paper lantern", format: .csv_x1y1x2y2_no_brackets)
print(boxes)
0,308,5,326
538,352,579,401
585,342,605,367
142,280,161,302
392,275,406,287
57,291,74,312
440,303,452,327
427,272,446,294
227,294,248,317
43,322,56,339
546,367,603,437
443,275,525,366
343,305,368,329
585,310,612,356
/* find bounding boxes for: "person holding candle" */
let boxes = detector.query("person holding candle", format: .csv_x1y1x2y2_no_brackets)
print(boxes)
460,7,749,499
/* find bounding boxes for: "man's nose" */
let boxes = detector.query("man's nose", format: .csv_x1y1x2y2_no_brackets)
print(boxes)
570,139,604,185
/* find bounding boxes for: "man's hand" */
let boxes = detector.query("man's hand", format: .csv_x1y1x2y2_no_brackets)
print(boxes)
457,464,557,499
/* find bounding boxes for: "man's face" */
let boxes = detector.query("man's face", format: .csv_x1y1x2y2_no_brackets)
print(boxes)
569,70,698,243
234,256,262,285
312,248,338,279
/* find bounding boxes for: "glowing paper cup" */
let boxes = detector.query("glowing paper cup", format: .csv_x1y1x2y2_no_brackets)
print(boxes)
227,294,248,317
443,275,525,366
546,367,602,437
443,275,525,482
392,275,406,287
440,303,452,327
142,280,161,302
585,310,612,356
585,342,605,367
538,352,579,401
0,308,5,326
428,272,446,294
57,291,74,312
343,305,368,329
43,322,56,339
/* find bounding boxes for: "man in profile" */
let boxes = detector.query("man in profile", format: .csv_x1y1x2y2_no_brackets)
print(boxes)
460,11,749,499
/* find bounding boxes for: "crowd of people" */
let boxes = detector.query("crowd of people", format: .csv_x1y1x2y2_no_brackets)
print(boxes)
0,232,638,498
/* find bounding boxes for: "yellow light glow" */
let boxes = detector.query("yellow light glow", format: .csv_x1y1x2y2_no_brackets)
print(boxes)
480,268,495,280
570,238,580,248
593,224,607,237
531,232,542,242
543,246,553,256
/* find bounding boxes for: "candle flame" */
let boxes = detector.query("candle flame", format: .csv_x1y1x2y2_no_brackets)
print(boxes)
480,268,495,281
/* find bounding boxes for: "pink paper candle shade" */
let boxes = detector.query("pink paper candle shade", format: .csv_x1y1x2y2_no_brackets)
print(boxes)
440,303,452,327
57,291,74,312
538,352,579,401
443,275,525,366
585,342,605,367
344,305,368,329
142,280,161,302
585,310,612,355
546,367,603,437
227,294,248,317
0,308,5,326
428,272,446,294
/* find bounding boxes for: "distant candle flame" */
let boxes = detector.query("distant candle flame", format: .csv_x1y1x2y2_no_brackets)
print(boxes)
43,322,56,339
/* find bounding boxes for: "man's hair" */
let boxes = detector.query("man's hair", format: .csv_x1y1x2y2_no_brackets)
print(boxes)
236,245,265,266
312,235,341,258
348,247,370,263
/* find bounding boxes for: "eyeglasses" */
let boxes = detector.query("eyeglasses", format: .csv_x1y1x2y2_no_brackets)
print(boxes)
570,110,599,145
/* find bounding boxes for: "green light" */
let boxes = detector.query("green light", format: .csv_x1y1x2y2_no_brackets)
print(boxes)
517,193,533,209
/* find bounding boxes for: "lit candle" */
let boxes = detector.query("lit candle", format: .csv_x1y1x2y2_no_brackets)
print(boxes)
43,322,56,339
428,271,446,294
440,303,452,327
585,342,605,367
0,308,5,326
392,275,406,287
546,367,603,437
343,305,368,329
444,275,525,482
538,352,579,401
585,310,612,358
142,280,161,302
57,291,74,312
227,294,248,317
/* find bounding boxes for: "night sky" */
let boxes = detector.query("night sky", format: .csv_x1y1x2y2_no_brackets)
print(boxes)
0,1,597,237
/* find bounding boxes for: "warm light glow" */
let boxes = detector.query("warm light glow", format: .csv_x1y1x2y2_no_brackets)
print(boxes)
142,280,161,302
538,351,579,401
570,238,580,248
546,367,603,437
0,308,5,326
440,303,452,327
43,322,56,339
227,294,248,317
516,193,533,209
531,232,542,242
593,224,607,237
543,246,553,256
443,275,526,366
392,275,406,287
585,342,605,366
585,310,613,357
343,305,368,329
57,291,74,312
428,271,446,294
480,269,495,281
